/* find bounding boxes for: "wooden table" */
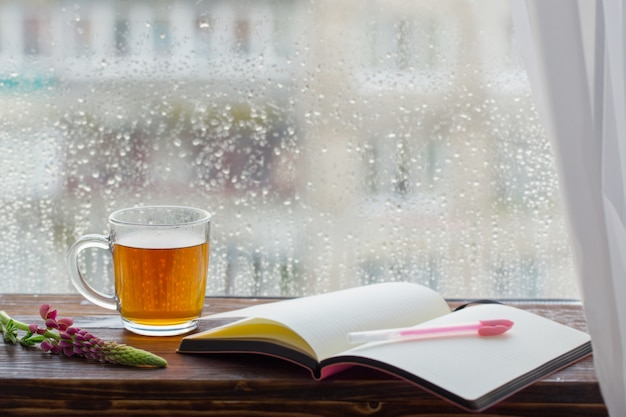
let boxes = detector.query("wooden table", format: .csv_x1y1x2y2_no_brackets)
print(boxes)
0,295,607,416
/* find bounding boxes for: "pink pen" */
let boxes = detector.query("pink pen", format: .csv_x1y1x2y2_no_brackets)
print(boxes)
346,319,514,344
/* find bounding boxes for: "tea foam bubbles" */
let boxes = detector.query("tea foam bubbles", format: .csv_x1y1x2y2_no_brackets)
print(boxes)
117,229,205,249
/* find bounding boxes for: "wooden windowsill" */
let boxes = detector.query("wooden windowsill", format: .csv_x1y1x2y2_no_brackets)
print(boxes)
0,294,607,416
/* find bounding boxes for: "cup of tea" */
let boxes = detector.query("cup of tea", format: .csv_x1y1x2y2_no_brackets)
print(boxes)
67,205,211,336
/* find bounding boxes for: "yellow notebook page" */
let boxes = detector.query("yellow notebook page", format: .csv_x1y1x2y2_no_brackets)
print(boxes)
197,318,316,358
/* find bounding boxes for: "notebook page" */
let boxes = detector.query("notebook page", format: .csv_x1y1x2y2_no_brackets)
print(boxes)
208,282,451,360
342,303,591,401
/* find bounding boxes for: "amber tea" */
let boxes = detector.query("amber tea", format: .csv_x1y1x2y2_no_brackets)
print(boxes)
114,231,209,326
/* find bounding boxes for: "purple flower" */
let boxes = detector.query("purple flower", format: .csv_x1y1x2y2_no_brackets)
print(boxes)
40,340,63,355
57,317,73,330
39,304,51,320
1,304,167,368
39,304,57,321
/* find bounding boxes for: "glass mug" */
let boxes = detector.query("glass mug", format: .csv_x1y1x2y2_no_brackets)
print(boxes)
67,206,211,336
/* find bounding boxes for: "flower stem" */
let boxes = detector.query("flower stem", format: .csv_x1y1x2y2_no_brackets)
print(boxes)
0,310,60,340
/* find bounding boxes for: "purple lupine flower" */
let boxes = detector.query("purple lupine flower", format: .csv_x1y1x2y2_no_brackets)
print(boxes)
56,317,73,331
0,305,167,368
39,304,56,321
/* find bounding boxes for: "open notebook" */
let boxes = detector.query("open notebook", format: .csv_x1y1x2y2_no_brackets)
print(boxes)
178,282,592,412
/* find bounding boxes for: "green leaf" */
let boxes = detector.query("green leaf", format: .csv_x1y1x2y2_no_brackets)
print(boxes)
20,333,46,346
3,319,18,344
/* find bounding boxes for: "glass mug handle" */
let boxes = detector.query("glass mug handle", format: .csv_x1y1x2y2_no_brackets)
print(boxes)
67,234,117,311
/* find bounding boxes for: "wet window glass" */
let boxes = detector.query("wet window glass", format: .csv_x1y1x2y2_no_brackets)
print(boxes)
0,0,577,299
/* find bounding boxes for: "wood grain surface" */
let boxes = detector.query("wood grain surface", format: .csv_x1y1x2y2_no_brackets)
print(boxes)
0,295,607,416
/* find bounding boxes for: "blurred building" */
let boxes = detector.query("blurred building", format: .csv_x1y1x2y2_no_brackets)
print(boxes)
0,0,576,298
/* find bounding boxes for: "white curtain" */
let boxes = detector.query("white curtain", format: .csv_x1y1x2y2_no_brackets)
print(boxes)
511,0,626,415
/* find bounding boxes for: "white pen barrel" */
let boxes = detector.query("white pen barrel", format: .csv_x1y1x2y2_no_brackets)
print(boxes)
347,328,401,344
